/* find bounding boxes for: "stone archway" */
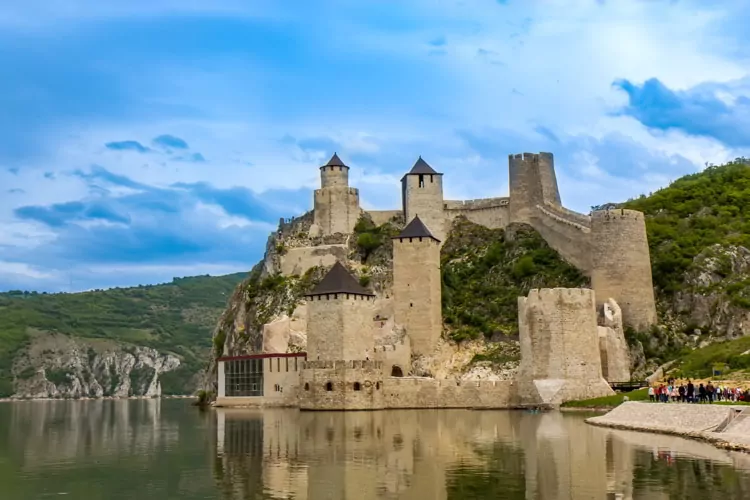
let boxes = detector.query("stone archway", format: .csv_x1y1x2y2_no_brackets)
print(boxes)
391,365,404,377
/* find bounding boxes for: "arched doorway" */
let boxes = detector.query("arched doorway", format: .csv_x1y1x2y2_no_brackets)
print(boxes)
391,365,404,377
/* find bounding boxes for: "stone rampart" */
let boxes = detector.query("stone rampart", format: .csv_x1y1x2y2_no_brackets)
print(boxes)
306,294,375,362
444,197,510,229
382,377,517,409
299,361,384,410
590,208,657,330
530,205,593,273
366,209,402,226
279,245,348,276
313,186,360,236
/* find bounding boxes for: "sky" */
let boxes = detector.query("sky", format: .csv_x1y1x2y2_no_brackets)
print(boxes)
1,0,749,292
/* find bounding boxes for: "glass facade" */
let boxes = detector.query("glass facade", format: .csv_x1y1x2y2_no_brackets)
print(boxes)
225,358,264,397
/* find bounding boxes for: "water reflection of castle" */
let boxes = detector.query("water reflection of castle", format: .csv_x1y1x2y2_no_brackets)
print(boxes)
216,408,750,500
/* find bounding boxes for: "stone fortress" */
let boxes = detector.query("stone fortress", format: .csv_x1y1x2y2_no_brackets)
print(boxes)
216,152,656,409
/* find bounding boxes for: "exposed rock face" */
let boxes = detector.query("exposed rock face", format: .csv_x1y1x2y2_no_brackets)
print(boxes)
11,333,180,399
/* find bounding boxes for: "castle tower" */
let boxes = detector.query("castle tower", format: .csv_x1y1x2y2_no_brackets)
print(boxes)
590,209,657,331
313,153,361,235
305,261,375,361
392,216,442,357
508,152,561,223
401,157,445,242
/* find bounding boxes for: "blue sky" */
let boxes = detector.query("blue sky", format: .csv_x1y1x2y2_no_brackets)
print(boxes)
1,0,749,292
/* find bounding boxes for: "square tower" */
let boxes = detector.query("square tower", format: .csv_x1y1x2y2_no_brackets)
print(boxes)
313,153,361,235
305,261,375,361
401,157,445,242
392,216,442,357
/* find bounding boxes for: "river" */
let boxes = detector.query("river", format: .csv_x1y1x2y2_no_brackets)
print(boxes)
1,399,750,499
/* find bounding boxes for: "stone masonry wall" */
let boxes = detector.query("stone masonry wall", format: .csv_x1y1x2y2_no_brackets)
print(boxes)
517,288,613,405
590,209,657,331
402,173,445,242
367,210,402,226
279,245,348,276
299,360,385,410
382,378,517,409
530,205,593,273
393,236,442,357
306,294,375,362
444,197,509,229
313,186,361,235
373,338,411,378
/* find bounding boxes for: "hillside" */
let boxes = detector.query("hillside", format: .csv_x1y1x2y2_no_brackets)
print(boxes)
621,158,750,375
0,273,246,397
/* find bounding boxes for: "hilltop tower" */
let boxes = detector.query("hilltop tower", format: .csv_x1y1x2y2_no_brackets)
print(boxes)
392,216,442,357
313,153,361,235
401,157,445,242
590,209,657,331
299,262,384,410
508,152,561,223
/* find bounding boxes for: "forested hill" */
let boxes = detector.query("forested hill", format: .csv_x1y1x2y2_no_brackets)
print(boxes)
0,273,246,397
620,158,750,375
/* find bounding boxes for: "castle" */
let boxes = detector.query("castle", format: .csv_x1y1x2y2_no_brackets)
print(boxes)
215,152,654,409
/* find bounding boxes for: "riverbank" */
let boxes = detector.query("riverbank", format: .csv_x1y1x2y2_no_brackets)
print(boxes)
587,401,750,453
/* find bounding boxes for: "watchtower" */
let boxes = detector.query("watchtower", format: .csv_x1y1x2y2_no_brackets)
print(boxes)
392,216,442,357
401,157,445,242
304,261,375,361
313,153,361,235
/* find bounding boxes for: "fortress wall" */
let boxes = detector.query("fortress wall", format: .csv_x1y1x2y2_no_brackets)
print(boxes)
444,197,510,229
382,378,517,409
279,245,348,276
373,338,411,378
540,202,592,228
590,209,657,330
530,205,593,273
537,152,561,205
313,187,361,235
299,361,385,410
366,210,402,226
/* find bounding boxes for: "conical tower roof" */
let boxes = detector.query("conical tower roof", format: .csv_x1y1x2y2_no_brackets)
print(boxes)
306,261,374,297
401,156,442,181
322,152,348,168
394,215,440,242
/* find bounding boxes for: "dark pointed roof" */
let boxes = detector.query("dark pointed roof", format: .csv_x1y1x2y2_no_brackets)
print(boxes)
393,215,441,242
401,156,442,181
306,261,374,297
322,152,348,168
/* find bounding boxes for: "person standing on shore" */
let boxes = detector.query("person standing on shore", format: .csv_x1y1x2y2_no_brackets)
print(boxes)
687,380,695,403
678,384,686,402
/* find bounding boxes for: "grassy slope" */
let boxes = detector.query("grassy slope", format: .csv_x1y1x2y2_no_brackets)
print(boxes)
441,219,589,341
0,273,246,396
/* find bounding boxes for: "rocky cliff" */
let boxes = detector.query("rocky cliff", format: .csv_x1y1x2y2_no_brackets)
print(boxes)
10,332,180,399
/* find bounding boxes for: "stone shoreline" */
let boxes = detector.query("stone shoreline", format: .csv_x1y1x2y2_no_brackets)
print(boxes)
586,401,750,453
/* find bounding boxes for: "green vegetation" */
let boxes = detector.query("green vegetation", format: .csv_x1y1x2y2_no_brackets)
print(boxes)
561,388,649,408
623,158,750,295
0,273,246,397
352,215,402,264
441,219,588,341
671,336,750,379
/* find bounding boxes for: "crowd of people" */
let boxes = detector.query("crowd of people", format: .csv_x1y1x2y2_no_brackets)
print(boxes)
648,379,749,403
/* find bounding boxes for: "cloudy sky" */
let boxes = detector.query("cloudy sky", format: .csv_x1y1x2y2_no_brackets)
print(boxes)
1,0,749,292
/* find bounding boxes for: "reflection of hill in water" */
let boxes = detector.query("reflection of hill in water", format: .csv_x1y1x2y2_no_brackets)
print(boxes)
214,409,750,500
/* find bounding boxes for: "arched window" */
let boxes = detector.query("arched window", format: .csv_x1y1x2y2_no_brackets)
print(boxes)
376,381,381,390
304,383,310,391
391,366,404,377
325,381,333,391
353,382,361,391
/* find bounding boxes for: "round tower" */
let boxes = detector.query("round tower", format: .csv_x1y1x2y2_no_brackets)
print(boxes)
400,156,445,241
538,152,561,206
313,153,361,235
590,209,657,331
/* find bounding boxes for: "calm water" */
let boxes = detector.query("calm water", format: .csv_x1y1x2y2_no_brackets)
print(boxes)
2,400,750,499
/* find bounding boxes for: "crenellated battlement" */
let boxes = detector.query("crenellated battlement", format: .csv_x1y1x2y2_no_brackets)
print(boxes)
303,359,383,370
591,208,644,222
523,287,594,304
